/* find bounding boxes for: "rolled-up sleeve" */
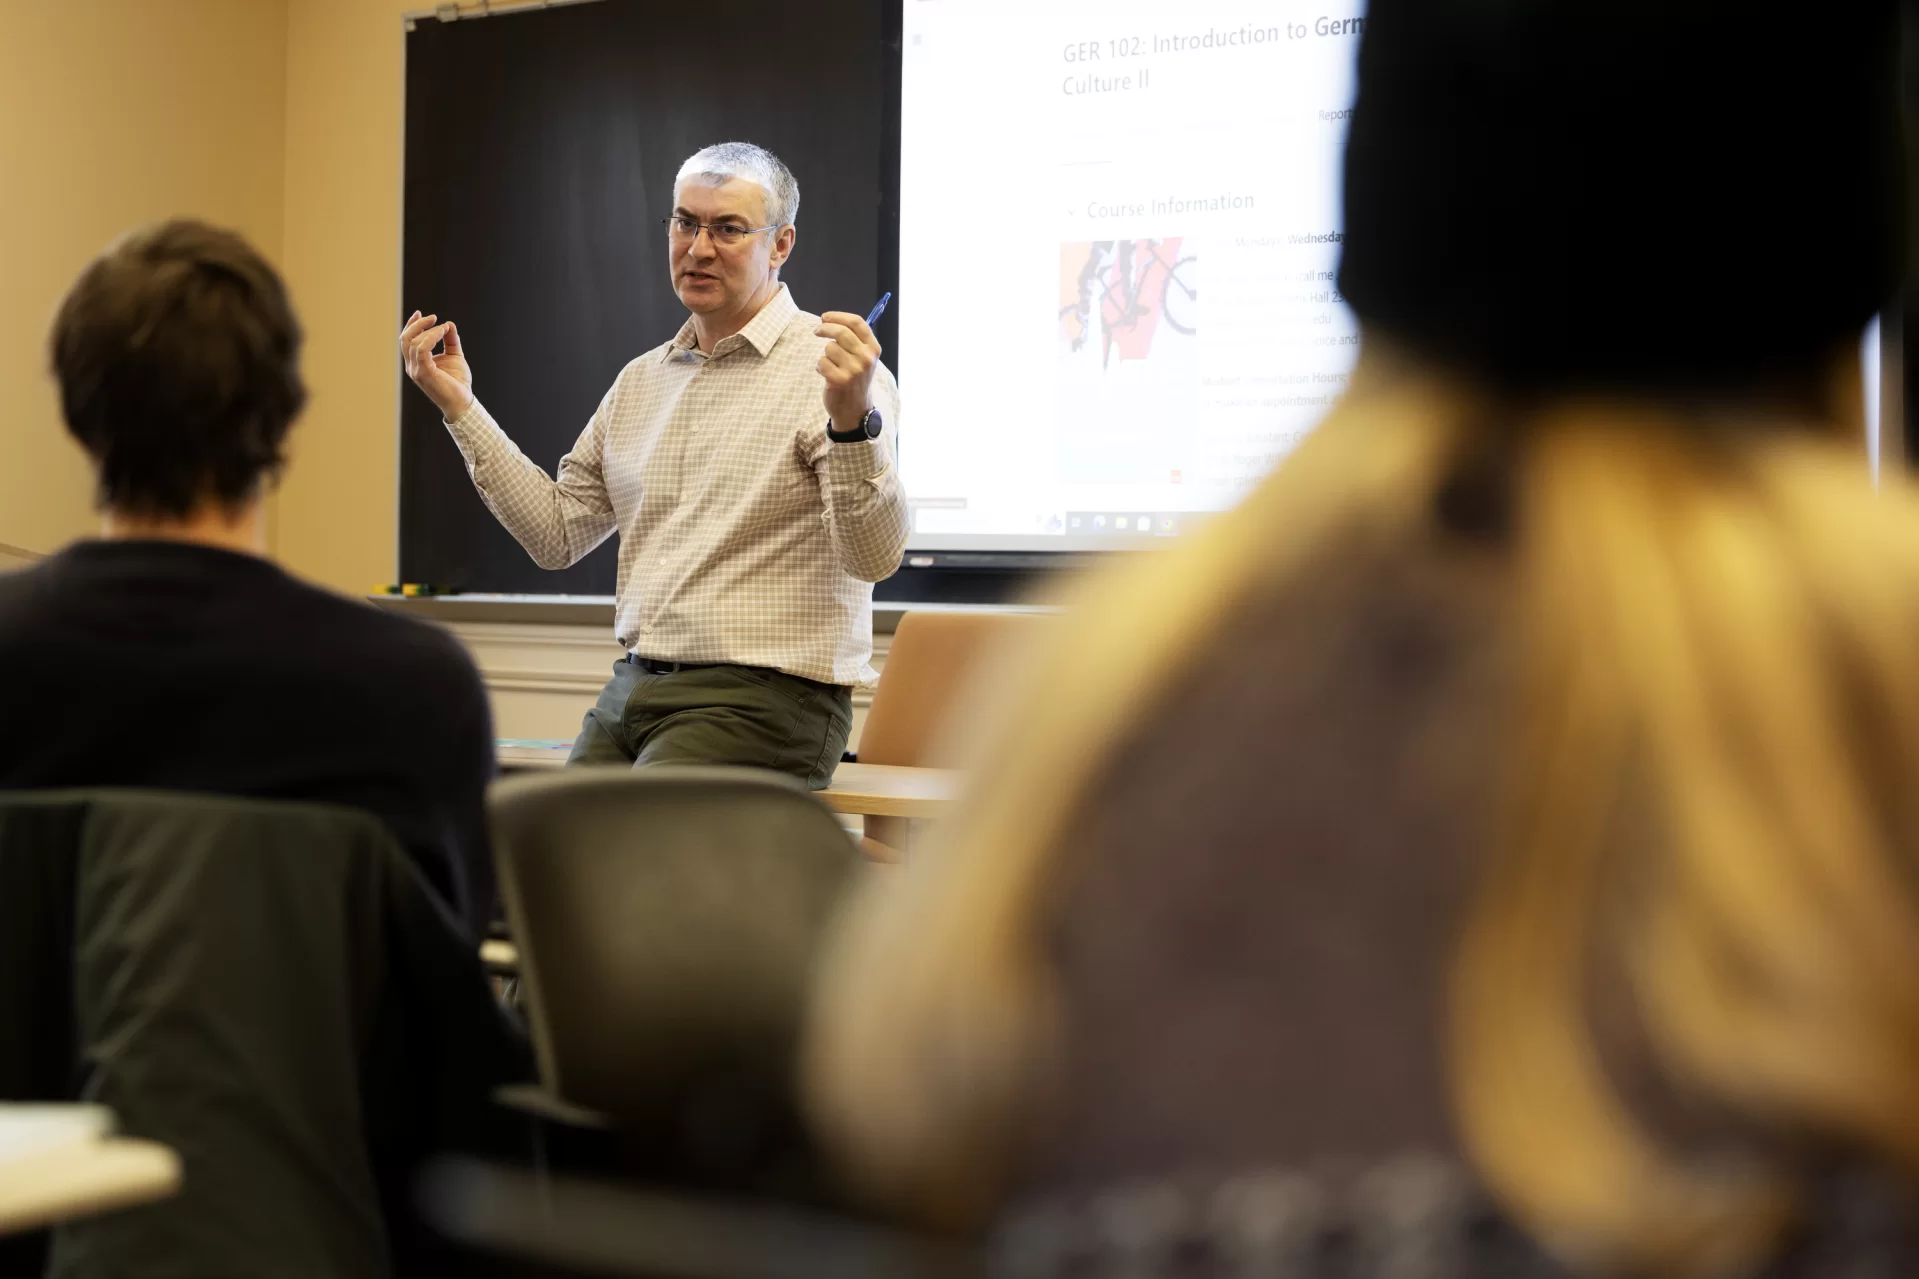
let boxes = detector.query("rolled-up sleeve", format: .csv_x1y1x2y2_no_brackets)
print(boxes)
444,392,621,570
813,367,908,583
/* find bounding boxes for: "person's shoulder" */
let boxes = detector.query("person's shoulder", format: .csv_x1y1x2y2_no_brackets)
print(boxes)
626,341,678,373
0,544,136,642
780,300,828,350
0,555,59,638
273,574,485,701
356,606,483,693
0,554,54,599
592,342,683,416
616,335,686,383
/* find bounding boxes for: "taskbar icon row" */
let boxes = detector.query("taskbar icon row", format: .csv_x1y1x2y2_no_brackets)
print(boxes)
1065,511,1183,536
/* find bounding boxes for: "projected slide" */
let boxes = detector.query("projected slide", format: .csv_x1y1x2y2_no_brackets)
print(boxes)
897,0,1365,549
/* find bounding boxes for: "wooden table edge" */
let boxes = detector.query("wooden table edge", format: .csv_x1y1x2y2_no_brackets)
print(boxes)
0,1138,181,1234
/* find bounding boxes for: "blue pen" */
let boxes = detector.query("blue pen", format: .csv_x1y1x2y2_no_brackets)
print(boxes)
865,291,893,328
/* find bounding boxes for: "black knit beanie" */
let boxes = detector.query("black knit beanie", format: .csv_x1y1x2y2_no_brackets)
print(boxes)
1337,0,1904,389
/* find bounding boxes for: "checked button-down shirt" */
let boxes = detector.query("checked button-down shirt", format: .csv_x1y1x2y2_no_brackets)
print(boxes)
443,285,908,686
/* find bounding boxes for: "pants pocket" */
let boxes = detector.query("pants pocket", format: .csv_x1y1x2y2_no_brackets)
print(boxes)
808,706,853,790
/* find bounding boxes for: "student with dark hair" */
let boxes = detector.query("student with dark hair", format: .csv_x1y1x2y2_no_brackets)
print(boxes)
0,220,497,937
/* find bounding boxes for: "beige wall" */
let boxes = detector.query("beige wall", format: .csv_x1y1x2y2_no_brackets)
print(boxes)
278,0,417,594
0,0,289,558
1,1,570,593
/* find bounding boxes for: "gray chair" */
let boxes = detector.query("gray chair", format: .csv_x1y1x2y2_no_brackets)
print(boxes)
487,766,861,1194
420,1156,980,1279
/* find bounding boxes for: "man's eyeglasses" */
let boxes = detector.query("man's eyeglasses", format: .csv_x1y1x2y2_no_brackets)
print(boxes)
663,217,778,248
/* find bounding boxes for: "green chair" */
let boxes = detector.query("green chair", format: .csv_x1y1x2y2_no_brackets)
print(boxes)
0,789,529,1278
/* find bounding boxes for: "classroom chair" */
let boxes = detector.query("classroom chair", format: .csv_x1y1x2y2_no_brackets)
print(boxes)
855,609,1053,859
0,789,528,1278
419,1155,979,1278
487,767,860,1199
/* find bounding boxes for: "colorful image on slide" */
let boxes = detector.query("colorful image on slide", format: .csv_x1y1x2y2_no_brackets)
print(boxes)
1055,238,1200,485
1058,238,1197,369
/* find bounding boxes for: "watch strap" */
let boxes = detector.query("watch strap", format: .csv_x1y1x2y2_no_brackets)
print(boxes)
827,407,880,443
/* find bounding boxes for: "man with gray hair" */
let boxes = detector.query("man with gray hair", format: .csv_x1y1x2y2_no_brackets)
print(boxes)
399,141,905,786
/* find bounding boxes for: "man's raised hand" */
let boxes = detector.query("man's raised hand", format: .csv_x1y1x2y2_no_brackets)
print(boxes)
815,311,880,435
400,311,475,420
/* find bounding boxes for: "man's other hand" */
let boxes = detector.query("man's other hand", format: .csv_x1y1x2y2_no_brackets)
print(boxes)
816,312,880,434
401,311,475,419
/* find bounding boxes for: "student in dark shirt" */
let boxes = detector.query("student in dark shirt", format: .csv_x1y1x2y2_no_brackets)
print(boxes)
0,219,496,937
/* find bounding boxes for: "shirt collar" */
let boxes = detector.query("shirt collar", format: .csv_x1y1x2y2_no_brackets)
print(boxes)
664,283,799,362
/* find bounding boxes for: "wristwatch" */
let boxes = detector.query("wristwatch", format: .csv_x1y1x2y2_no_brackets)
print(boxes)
827,407,884,444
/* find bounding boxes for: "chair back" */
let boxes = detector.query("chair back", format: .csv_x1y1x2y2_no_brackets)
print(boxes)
420,1156,980,1279
856,610,1049,855
858,610,1049,769
0,789,519,1277
488,768,859,1138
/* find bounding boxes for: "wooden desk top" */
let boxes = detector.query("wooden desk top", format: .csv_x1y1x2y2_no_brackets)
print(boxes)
0,1137,180,1235
496,742,961,820
815,762,960,819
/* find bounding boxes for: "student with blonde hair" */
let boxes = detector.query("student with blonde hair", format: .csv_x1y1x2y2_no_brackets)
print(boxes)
806,0,1919,1272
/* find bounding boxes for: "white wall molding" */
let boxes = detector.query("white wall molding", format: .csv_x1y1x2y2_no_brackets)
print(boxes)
450,620,624,651
433,616,887,746
481,669,612,698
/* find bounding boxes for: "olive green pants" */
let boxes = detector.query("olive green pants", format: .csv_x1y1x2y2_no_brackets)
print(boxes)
567,660,852,790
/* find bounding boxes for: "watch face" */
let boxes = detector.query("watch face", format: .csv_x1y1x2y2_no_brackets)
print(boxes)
862,408,883,438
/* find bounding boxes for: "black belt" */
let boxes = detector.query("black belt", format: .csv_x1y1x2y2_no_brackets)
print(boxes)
624,654,843,693
625,654,723,675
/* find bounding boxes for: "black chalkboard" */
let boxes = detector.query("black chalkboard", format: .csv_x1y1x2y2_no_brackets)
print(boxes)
399,0,900,594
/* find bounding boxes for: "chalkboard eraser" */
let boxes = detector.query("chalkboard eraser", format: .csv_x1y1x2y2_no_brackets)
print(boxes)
375,584,462,597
